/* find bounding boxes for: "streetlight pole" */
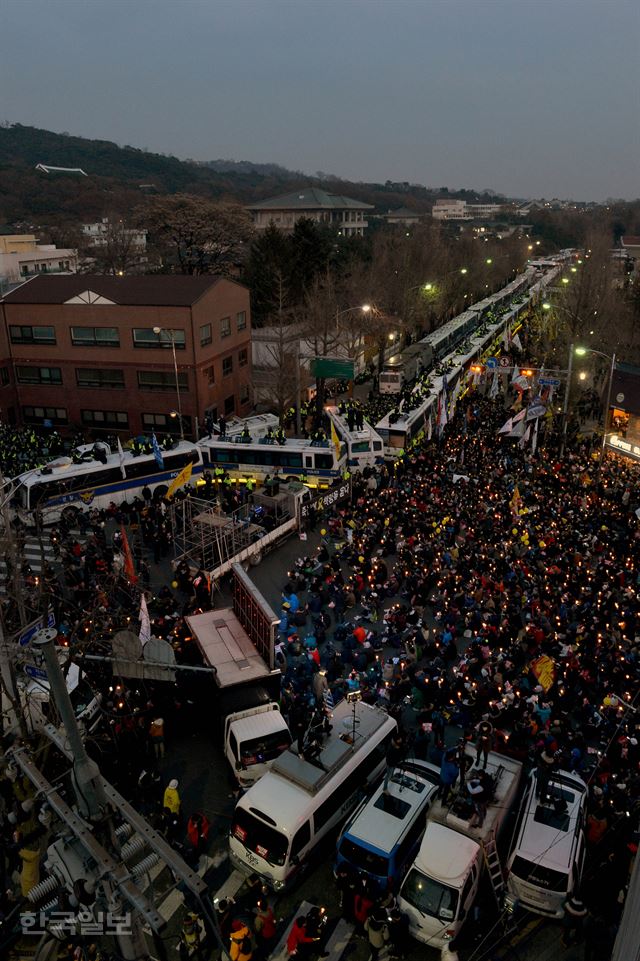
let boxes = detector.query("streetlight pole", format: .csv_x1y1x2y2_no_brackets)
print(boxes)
153,326,184,441
601,350,616,467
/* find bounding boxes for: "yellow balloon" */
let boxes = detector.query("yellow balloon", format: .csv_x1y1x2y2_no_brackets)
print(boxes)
521,535,528,542
512,528,518,536
436,527,441,534
539,541,546,548
358,556,365,563
320,528,327,535
171,580,178,589
384,518,390,527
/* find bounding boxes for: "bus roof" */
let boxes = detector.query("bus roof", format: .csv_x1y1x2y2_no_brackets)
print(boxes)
325,407,383,444
236,701,396,829
198,435,340,454
17,440,198,487
513,769,587,872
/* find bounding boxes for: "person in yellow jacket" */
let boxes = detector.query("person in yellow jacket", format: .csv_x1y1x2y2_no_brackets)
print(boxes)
229,919,253,961
163,778,181,814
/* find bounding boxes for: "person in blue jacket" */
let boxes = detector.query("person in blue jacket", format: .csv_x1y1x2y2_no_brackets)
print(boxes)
438,750,459,805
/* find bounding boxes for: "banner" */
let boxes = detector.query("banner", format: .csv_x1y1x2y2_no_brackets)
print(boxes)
531,655,556,693
121,525,138,584
151,433,165,470
139,594,151,647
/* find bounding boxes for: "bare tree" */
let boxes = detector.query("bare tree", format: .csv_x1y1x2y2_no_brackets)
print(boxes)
82,215,147,276
138,194,254,275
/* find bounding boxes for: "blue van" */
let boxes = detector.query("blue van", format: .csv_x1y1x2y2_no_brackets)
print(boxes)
334,759,440,894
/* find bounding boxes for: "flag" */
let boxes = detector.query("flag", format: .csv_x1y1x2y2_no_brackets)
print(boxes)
512,333,523,352
511,366,520,383
139,594,151,647
437,374,448,435
512,374,530,392
512,409,527,424
531,417,540,454
508,419,526,439
503,326,512,351
330,421,341,461
166,460,193,499
450,379,462,417
426,414,433,441
498,417,514,434
519,424,531,448
151,433,164,470
489,372,500,399
117,436,125,469
398,397,405,413
510,485,521,517
121,525,137,583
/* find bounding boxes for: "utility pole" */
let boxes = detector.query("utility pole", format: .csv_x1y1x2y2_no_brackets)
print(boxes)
7,627,227,961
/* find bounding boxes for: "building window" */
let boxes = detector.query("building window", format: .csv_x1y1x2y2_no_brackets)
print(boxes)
15,366,62,386
224,394,235,416
22,406,68,425
200,323,212,347
9,326,56,345
132,328,186,349
142,412,191,434
237,311,247,331
204,366,215,385
81,410,129,428
76,368,125,389
71,326,119,347
222,356,233,377
220,316,231,338
0,367,9,386
239,384,250,405
238,348,248,368
137,370,189,392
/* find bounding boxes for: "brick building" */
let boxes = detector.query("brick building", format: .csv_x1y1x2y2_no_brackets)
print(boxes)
0,274,252,438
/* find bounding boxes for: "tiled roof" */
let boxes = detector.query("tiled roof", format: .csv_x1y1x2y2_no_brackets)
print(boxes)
621,236,640,247
248,187,373,211
0,274,242,306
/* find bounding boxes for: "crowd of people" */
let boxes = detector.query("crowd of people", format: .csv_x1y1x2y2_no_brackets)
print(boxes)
0,365,638,959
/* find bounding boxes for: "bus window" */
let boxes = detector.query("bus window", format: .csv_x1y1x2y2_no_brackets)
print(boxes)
282,453,303,468
373,442,383,452
69,467,123,490
351,442,370,453
315,453,334,470
124,460,161,479
163,451,200,470
304,455,313,469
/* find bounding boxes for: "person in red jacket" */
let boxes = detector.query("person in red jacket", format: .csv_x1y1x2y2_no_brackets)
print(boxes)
253,898,277,957
186,811,210,858
286,917,313,957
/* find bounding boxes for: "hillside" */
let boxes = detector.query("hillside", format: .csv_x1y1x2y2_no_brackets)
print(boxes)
0,122,501,226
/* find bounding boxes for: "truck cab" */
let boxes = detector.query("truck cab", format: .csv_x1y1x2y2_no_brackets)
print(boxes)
399,821,481,947
225,703,292,788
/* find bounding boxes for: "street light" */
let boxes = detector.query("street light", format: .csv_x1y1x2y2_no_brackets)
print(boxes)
153,326,184,440
575,345,617,468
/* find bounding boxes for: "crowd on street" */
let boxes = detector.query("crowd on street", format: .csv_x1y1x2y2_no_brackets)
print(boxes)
0,369,638,961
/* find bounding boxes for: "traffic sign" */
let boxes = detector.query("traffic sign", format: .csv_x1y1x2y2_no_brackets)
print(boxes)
539,376,561,387
499,356,512,368
485,357,498,369
24,664,48,681
311,357,355,380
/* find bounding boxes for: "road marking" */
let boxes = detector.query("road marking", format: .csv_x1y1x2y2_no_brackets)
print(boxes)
212,866,246,905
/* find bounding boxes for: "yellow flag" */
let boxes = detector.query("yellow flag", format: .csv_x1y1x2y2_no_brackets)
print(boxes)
510,484,521,517
165,461,193,499
331,421,342,461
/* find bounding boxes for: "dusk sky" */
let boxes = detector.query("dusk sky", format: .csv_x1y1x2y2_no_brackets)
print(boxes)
2,0,638,201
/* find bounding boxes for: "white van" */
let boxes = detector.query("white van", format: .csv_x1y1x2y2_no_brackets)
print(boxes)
21,662,103,734
506,768,588,918
229,699,397,889
225,704,292,789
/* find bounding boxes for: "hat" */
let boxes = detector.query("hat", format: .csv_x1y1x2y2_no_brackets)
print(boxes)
231,920,244,932
154,718,163,726
168,779,179,789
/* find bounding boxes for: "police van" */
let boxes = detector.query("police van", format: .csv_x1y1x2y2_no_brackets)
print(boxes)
334,759,440,894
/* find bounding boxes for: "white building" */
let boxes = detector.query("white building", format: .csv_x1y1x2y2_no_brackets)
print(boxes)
82,219,147,251
0,240,77,286
432,199,504,221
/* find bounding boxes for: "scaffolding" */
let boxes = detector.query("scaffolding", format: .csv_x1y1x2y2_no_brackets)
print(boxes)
170,488,300,576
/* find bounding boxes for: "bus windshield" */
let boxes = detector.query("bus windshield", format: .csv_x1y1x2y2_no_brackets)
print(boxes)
402,869,458,921
231,808,288,866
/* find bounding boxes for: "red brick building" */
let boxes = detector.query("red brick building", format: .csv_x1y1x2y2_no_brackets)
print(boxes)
0,274,252,438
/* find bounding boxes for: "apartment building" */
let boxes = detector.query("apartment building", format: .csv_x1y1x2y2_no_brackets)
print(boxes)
432,199,504,221
0,274,251,438
0,231,77,286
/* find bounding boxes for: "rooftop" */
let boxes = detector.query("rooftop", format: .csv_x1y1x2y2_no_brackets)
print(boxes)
622,236,640,247
248,187,373,212
1,273,242,307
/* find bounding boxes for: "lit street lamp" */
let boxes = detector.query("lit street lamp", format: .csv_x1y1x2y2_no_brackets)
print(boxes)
152,326,185,441
575,345,617,469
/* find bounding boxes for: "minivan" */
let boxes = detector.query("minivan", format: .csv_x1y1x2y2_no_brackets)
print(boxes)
334,759,440,894
506,768,587,918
